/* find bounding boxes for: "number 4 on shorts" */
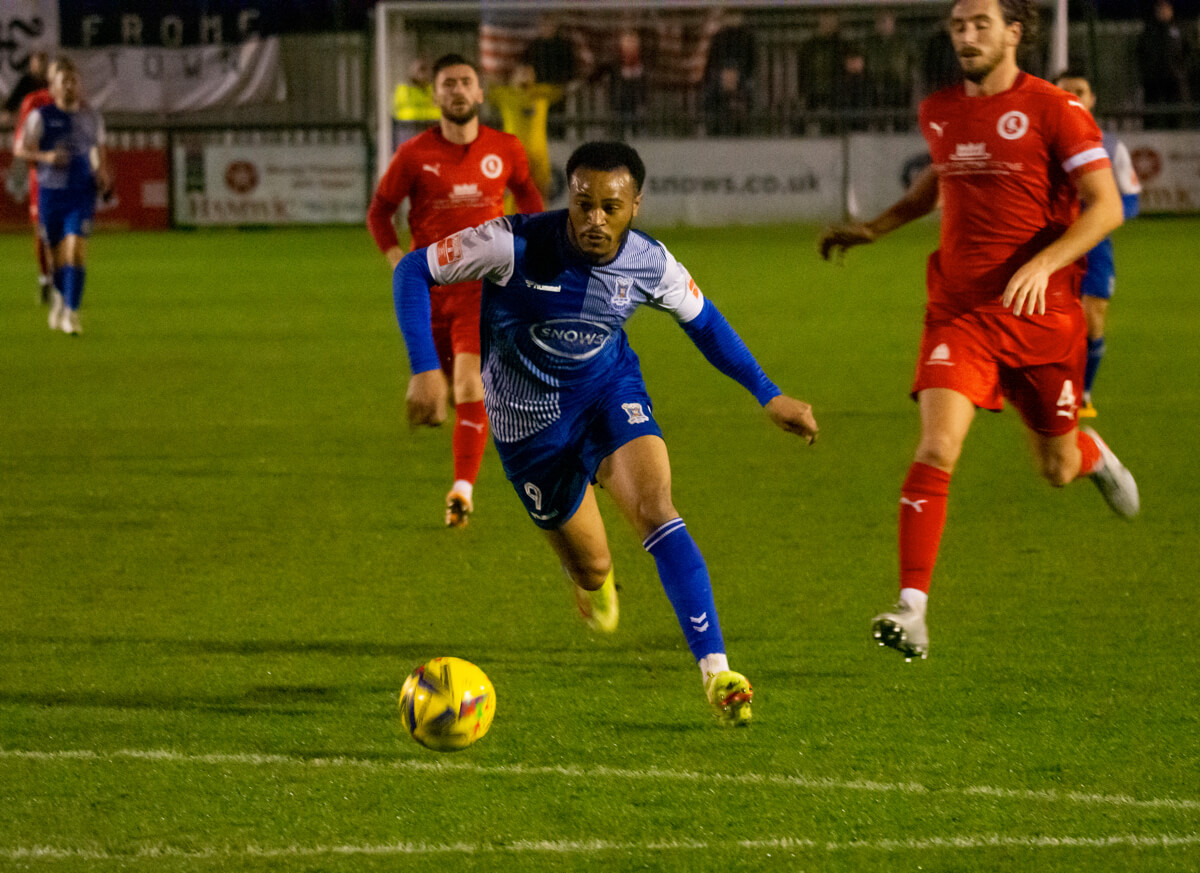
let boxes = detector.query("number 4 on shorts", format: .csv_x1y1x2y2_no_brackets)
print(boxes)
1056,379,1076,418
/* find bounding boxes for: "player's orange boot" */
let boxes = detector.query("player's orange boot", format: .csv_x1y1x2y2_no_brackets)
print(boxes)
444,489,473,528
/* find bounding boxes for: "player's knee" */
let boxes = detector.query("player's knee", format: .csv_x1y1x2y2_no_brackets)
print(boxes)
632,495,678,537
566,553,611,591
914,438,960,473
452,373,484,403
1039,453,1075,488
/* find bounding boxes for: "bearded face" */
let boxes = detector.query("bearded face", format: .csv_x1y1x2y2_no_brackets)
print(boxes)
433,64,484,126
950,0,1021,84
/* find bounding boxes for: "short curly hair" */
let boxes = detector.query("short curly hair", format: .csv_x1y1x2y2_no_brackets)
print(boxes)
951,0,1040,45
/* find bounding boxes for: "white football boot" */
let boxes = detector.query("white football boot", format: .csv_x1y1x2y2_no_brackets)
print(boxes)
1080,427,1139,518
48,291,65,331
872,600,929,661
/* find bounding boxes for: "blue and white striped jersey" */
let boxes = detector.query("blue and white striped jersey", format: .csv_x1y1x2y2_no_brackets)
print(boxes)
21,103,106,194
425,211,708,443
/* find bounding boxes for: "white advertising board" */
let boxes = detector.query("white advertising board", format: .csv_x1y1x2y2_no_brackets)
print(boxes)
1120,132,1200,213
173,140,367,226
846,133,932,221
548,138,844,225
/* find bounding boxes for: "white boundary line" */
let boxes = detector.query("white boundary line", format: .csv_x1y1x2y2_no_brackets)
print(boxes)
3,747,1199,813
5,833,1200,862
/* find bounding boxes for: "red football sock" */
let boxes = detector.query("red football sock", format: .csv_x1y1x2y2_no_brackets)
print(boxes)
898,462,952,594
452,400,489,485
1075,429,1102,477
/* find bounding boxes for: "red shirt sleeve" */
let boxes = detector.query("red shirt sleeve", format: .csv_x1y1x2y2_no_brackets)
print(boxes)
367,143,415,253
1052,96,1110,183
506,139,544,214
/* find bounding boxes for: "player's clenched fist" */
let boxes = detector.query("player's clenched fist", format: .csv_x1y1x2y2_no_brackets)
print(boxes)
406,370,449,427
765,395,819,445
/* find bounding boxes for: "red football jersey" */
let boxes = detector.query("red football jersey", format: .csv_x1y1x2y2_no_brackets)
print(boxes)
368,125,543,253
920,73,1110,319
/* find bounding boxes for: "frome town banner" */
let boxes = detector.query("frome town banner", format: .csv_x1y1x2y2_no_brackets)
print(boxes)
0,0,284,112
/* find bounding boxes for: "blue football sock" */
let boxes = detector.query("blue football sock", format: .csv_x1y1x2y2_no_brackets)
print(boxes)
54,268,66,297
1084,336,1106,396
643,518,726,661
61,265,85,310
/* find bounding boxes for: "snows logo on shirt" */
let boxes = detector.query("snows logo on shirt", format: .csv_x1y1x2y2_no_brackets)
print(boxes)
529,319,613,360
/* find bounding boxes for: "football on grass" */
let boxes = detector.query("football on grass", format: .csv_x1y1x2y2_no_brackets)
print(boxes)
399,657,495,751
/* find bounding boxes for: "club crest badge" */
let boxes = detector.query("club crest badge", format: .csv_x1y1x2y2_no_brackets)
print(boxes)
613,278,633,308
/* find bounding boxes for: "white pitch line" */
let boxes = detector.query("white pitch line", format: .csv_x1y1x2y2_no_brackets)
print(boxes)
4,833,1200,862
2,747,1199,813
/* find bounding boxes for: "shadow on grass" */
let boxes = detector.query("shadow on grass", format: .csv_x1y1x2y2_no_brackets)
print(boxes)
0,687,335,714
6,633,686,670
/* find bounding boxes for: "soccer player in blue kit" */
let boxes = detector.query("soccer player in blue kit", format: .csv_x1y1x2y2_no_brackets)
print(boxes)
1054,69,1142,417
14,57,111,336
394,142,819,725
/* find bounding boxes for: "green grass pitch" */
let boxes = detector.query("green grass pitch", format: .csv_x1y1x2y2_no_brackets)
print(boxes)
1,218,1198,872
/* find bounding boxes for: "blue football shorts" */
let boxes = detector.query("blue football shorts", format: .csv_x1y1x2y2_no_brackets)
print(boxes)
495,370,663,530
38,187,95,247
1081,238,1116,300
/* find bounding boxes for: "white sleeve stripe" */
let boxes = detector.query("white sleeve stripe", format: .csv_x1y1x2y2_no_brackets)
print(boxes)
1062,147,1108,173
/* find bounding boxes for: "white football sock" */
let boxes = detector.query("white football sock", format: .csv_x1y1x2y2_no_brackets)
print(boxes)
900,587,928,615
698,652,730,685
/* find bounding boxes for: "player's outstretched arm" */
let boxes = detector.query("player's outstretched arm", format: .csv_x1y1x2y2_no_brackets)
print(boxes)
678,299,817,445
765,395,819,445
818,164,940,262
394,249,448,428
93,143,114,200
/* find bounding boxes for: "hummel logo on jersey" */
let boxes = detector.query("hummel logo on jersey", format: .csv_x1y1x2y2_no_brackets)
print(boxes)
951,143,990,161
422,163,440,176
451,183,480,199
525,279,561,292
930,121,947,136
900,498,928,513
927,343,954,366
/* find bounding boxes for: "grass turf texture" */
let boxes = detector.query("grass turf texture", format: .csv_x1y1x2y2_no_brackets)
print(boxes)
1,220,1198,872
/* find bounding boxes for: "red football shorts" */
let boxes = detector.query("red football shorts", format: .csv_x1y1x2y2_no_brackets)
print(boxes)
430,279,482,376
912,306,1087,437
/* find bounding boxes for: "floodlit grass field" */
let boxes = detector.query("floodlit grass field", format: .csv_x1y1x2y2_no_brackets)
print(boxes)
2,218,1198,872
